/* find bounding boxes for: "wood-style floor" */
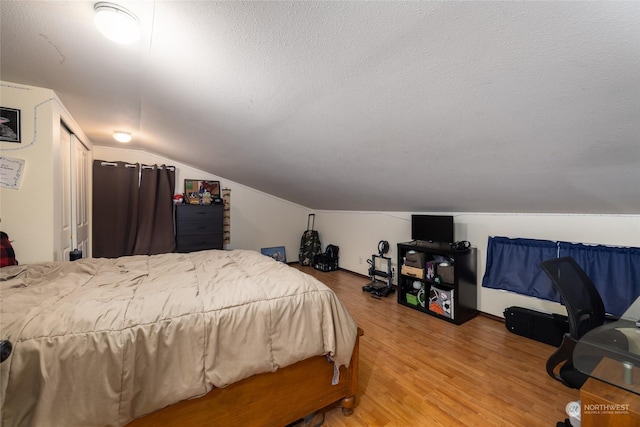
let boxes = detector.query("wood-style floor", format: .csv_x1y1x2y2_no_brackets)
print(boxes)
292,265,578,427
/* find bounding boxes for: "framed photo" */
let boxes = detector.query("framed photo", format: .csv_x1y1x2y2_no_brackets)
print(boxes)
184,179,220,205
0,107,21,143
261,246,287,263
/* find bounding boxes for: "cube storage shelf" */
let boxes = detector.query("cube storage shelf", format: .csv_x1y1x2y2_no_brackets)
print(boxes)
397,241,478,325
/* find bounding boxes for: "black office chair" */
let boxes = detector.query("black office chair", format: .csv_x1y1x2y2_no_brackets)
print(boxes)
540,256,617,389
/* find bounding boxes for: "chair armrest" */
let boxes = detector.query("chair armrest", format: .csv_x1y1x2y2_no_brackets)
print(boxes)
546,333,576,386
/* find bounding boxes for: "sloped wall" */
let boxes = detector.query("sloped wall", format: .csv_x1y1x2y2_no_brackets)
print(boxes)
92,146,311,261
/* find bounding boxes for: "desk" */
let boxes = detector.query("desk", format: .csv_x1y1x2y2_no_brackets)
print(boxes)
581,376,640,427
575,297,640,426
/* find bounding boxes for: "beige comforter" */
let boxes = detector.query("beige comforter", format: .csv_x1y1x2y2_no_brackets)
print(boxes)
0,250,358,427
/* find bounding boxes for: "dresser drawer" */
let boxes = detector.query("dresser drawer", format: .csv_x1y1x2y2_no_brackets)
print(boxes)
177,220,220,235
176,205,222,221
176,234,223,252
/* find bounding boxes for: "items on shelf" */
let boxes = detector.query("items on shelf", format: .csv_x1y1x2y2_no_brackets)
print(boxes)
429,285,454,319
397,241,477,325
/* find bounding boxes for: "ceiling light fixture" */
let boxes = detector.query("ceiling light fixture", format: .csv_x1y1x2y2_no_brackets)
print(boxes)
94,2,141,45
113,131,132,143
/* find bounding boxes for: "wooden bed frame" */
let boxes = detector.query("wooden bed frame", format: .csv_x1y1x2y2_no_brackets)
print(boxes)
128,327,363,427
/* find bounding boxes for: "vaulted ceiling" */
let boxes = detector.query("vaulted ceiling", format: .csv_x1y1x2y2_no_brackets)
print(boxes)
1,1,639,213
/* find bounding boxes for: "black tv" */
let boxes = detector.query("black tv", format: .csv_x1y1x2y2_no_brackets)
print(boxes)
411,215,454,244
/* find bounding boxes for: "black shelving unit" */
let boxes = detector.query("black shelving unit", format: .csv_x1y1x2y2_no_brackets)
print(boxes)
397,241,478,325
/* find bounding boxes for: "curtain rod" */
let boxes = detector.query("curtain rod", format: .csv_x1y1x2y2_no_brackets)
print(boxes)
141,164,175,171
100,161,137,168
100,162,175,171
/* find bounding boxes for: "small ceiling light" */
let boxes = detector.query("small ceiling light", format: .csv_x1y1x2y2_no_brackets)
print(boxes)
94,2,141,45
113,131,132,143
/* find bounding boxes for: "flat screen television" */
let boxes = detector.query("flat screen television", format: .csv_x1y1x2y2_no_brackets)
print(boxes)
411,215,454,244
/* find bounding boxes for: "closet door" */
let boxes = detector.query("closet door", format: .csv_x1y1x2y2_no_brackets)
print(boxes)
56,124,90,261
58,125,73,260
72,135,90,257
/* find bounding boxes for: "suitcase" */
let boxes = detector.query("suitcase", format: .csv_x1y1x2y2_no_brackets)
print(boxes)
298,214,321,266
504,306,569,347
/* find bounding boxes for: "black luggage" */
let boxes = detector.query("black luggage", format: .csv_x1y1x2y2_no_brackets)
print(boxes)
298,214,321,266
504,306,569,347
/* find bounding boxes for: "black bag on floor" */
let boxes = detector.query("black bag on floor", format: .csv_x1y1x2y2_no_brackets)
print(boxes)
504,306,569,347
314,244,339,272
299,214,321,266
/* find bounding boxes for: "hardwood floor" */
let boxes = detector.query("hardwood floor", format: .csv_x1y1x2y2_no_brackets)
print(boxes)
293,266,579,426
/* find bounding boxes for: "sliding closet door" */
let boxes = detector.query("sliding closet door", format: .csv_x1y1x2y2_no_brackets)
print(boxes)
57,125,73,261
56,125,91,261
72,136,90,257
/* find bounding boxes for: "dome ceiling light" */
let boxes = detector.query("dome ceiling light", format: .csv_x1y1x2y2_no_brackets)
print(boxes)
94,2,141,45
113,131,132,143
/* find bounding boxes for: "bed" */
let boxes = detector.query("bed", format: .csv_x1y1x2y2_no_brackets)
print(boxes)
0,249,361,427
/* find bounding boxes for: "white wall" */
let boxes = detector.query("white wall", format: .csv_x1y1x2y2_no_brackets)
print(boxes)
5,81,638,319
0,81,93,263
89,146,640,318
315,210,640,318
92,146,311,261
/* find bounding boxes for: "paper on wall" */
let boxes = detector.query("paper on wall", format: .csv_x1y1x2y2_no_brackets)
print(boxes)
0,156,25,189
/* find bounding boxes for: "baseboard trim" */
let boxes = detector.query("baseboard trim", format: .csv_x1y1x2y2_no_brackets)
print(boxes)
479,312,505,323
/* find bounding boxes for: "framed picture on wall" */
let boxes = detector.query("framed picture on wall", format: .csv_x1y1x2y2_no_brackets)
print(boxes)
184,179,221,204
0,107,21,143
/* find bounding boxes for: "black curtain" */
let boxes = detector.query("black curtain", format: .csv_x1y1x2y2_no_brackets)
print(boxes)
93,160,176,258
132,165,176,255
93,161,140,258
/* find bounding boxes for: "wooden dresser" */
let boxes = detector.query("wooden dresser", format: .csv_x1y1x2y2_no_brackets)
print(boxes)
175,204,224,253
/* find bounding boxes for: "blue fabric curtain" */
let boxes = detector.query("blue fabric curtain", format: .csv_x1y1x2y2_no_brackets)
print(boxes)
559,242,640,316
482,236,559,301
482,236,640,317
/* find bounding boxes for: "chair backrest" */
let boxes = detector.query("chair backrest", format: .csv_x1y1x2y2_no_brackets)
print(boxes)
540,257,605,340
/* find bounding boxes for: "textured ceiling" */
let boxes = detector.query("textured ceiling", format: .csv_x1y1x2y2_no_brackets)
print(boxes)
1,1,639,213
